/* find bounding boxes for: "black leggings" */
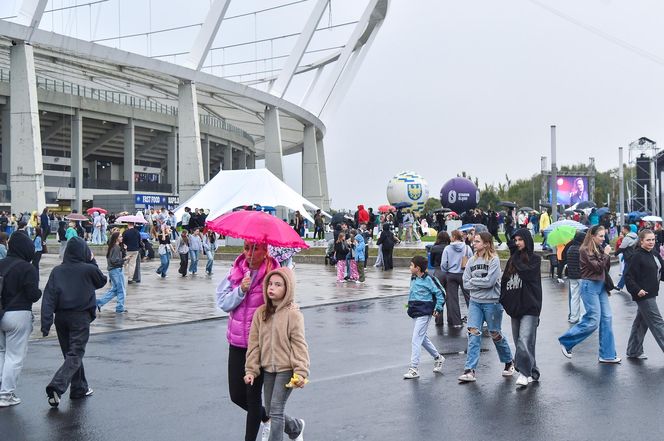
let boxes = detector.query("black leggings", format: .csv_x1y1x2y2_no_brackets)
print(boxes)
228,345,268,441
178,253,188,276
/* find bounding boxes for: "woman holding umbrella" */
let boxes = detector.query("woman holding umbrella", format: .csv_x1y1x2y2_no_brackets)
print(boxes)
211,210,307,441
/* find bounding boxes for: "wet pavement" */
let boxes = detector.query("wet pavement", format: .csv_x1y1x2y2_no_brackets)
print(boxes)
3,260,664,440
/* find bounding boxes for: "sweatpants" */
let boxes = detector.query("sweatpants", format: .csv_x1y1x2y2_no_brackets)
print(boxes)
627,297,664,357
46,311,92,399
0,311,33,397
410,315,439,368
262,370,303,440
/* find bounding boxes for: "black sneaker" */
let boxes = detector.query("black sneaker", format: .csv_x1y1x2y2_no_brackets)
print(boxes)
47,388,60,408
502,361,515,376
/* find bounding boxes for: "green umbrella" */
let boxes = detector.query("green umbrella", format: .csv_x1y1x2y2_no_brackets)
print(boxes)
547,225,577,247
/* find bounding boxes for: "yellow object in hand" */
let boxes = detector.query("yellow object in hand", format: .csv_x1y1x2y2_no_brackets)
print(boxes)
285,373,309,388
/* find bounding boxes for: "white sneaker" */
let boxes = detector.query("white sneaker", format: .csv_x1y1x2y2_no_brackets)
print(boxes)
433,355,445,373
515,374,529,386
403,367,419,379
598,357,622,364
0,393,20,407
294,419,305,441
458,369,476,382
502,361,515,377
560,344,572,359
260,421,271,441
557,278,565,284
627,353,648,360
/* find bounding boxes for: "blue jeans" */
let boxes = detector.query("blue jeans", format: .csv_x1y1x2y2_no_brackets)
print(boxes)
616,260,628,290
465,301,513,370
205,250,214,274
410,315,439,368
188,250,199,273
97,267,126,312
156,252,170,277
559,279,617,359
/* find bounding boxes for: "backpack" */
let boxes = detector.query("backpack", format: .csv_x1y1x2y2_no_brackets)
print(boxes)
0,260,25,321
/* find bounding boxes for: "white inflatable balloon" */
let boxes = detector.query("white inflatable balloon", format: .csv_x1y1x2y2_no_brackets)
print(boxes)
386,171,430,211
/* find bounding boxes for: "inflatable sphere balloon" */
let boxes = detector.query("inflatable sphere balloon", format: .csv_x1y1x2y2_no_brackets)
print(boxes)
440,177,480,213
386,172,430,211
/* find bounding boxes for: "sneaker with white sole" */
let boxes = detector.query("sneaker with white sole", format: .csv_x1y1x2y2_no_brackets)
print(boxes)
47,388,60,408
502,361,515,377
294,419,305,441
433,355,445,373
598,357,622,364
515,374,529,386
260,421,271,441
560,344,572,359
0,394,21,407
458,369,476,382
403,367,419,379
627,353,648,360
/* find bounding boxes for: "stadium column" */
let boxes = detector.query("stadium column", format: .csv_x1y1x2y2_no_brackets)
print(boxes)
9,41,45,214
124,118,135,194
222,143,233,170
248,151,256,169
177,81,204,200
302,124,323,209
317,137,330,211
264,105,284,180
239,146,247,169
1,106,9,175
167,129,178,192
71,108,83,212
202,135,210,182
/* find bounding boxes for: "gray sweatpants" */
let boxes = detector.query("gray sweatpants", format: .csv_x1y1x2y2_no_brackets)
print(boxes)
263,370,303,441
0,311,33,397
627,297,664,357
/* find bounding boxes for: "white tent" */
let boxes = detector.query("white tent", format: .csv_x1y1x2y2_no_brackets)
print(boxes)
174,169,325,223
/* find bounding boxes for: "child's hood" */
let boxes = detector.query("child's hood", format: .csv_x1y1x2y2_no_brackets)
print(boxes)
262,266,297,311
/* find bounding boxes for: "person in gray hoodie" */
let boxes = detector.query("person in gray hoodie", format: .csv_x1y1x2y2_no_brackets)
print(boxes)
614,225,638,291
458,232,514,383
440,230,473,327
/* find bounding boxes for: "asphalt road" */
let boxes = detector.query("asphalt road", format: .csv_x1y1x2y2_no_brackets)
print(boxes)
2,274,664,441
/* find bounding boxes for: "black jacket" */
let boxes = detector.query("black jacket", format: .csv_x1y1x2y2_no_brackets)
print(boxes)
625,246,664,302
500,229,542,318
429,243,447,268
561,231,586,280
334,241,349,261
0,232,41,311
41,237,107,335
377,229,395,249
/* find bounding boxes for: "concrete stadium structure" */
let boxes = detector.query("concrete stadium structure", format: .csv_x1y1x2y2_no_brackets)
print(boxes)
0,0,388,214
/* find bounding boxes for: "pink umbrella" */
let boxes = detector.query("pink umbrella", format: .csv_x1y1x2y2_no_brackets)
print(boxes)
206,210,309,248
65,213,88,221
86,207,108,215
116,215,148,224
378,204,396,213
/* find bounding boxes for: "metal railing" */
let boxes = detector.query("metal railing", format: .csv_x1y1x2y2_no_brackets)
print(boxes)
44,175,75,187
135,181,173,193
83,178,128,191
0,69,254,144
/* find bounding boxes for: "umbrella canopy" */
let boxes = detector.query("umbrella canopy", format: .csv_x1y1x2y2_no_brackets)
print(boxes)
543,220,588,234
458,224,476,232
500,201,517,208
393,202,412,209
642,215,663,222
473,224,488,233
330,212,354,225
596,207,610,217
432,207,451,214
86,207,108,215
446,211,459,218
268,246,302,263
378,204,396,213
518,207,534,212
547,225,578,247
206,210,308,248
116,215,148,224
65,213,88,221
577,201,596,209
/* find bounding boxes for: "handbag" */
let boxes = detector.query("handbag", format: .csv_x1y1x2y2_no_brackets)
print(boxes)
604,270,615,294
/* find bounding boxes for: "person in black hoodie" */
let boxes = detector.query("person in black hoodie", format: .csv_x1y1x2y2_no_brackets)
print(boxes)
41,236,107,408
500,228,542,387
625,229,664,359
561,231,587,324
0,233,41,407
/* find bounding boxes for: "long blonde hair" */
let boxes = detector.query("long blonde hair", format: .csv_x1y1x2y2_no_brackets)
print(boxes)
475,232,497,260
581,225,605,255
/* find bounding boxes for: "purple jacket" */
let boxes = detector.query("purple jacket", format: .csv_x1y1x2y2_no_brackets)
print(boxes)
216,253,279,348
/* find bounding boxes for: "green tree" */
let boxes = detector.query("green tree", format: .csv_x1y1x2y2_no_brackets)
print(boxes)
423,197,442,214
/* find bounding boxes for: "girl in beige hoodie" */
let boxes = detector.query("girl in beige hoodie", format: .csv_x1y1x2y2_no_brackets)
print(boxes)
244,267,309,441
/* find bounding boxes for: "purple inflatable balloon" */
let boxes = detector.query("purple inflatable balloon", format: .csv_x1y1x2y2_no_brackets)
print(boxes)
440,178,480,213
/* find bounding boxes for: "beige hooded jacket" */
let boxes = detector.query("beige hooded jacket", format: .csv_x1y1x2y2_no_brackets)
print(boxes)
245,267,310,379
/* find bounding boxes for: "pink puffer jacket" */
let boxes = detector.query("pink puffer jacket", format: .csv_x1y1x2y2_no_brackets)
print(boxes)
226,254,279,348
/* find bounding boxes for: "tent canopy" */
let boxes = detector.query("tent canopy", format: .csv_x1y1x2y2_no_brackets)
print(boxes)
174,169,326,223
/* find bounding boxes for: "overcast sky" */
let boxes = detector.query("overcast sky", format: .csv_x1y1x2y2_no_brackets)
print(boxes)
4,0,664,211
